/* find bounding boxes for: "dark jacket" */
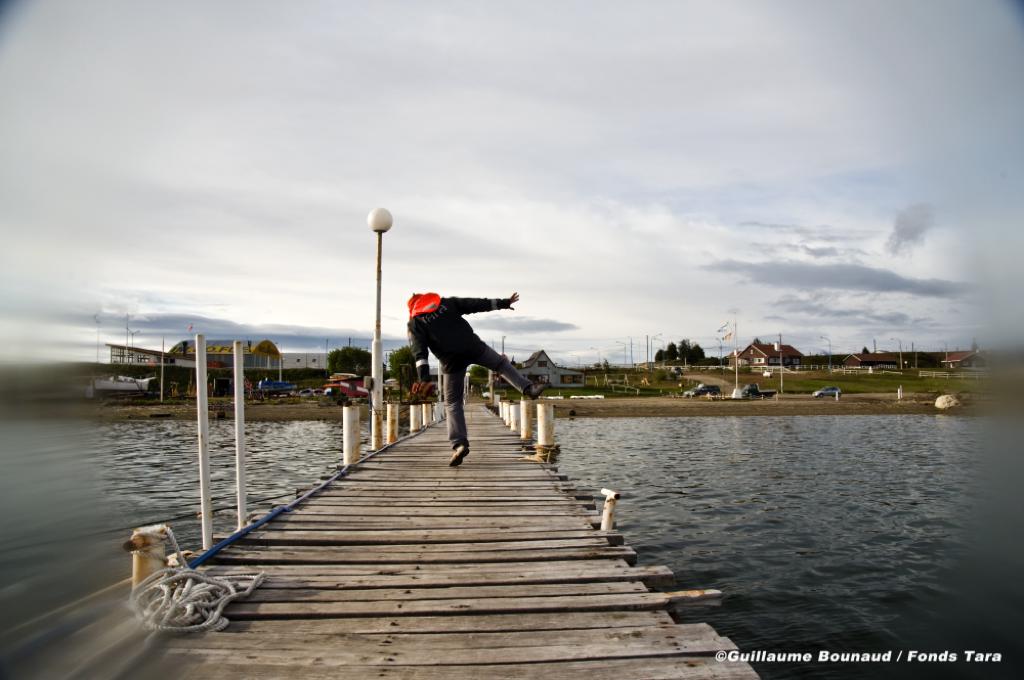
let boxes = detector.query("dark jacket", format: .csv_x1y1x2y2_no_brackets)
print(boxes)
408,296,512,379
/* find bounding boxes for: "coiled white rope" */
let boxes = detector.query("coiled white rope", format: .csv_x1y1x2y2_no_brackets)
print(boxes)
128,527,264,633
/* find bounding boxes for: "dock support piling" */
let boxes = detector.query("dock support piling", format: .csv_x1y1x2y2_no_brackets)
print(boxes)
537,402,554,446
410,402,421,431
343,406,360,465
520,398,533,443
509,403,519,432
601,488,621,530
124,524,168,589
232,340,247,531
194,334,213,550
535,402,557,460
386,403,398,444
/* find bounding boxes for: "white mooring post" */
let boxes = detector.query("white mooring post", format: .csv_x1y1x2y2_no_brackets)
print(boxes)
232,340,247,531
194,334,213,550
343,405,360,466
386,402,398,444
410,402,421,431
494,393,502,414
537,402,555,449
125,524,169,589
600,488,621,530
520,398,533,442
420,403,430,430
509,403,520,432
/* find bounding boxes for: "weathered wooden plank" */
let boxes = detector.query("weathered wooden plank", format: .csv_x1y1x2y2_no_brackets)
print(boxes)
269,515,598,528
205,558,638,576
224,565,675,590
324,481,573,487
223,537,617,553
234,529,624,547
224,591,684,619
212,544,638,566
166,624,735,664
176,657,758,680
297,499,596,508
243,581,649,602
217,610,676,634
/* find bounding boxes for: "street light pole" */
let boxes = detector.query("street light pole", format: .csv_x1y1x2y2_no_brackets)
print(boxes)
368,207,393,450
890,337,903,370
820,335,832,372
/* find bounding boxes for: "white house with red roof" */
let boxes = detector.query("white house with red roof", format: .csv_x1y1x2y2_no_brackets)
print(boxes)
939,351,986,369
729,341,804,368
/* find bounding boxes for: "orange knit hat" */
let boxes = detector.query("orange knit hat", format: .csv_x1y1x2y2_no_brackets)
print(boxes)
408,292,441,318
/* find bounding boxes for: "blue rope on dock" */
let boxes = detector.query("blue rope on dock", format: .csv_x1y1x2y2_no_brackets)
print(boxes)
188,419,434,569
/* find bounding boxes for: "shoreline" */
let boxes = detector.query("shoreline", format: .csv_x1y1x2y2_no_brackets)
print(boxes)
71,393,974,422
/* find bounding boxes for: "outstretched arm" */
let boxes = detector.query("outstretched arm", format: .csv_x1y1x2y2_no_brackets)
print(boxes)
449,292,519,315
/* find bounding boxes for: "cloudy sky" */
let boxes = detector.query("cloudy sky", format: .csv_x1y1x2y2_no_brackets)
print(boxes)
1,0,1021,365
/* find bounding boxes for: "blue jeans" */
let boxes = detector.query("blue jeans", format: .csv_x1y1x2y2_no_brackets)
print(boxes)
444,345,532,449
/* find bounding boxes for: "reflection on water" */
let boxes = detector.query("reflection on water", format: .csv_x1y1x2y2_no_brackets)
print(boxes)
0,419,348,631
555,415,1022,680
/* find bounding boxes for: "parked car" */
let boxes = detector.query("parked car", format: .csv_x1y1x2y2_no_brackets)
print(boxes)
297,388,316,397
683,384,721,398
813,386,841,398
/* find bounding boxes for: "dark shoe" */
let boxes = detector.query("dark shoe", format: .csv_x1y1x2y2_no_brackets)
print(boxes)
449,443,470,467
524,383,548,399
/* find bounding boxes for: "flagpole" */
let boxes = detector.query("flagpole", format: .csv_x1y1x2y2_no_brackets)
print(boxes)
732,316,740,398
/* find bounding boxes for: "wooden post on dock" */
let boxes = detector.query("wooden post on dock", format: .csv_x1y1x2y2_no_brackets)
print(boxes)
410,402,421,432
124,524,168,589
536,402,556,459
194,334,213,550
232,340,247,531
600,488,621,530
509,403,519,432
420,403,430,429
343,406,360,465
520,398,533,443
386,402,398,444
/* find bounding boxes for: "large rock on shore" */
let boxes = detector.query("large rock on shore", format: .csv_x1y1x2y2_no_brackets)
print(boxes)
935,394,961,410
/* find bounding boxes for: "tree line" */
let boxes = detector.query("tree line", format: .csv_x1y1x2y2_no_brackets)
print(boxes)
654,339,706,364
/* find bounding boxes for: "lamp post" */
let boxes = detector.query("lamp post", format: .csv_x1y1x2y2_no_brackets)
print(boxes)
651,333,663,367
368,207,393,450
890,337,903,370
820,335,832,372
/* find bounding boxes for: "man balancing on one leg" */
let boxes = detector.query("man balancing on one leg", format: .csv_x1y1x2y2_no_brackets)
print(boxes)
407,292,547,466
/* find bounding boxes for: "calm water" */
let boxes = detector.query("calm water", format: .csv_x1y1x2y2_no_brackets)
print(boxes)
2,414,1019,678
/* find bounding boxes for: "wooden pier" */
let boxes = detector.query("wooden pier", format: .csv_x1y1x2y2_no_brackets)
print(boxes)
164,404,756,678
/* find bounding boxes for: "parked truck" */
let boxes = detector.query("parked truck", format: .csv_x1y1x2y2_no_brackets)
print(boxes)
739,383,776,399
